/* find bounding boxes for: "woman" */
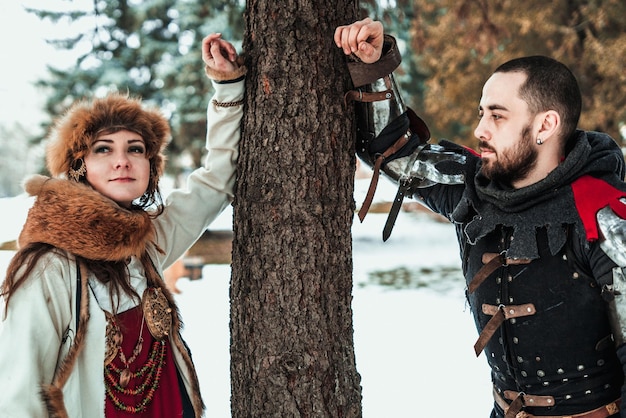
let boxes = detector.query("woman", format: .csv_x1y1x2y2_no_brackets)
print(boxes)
0,33,245,417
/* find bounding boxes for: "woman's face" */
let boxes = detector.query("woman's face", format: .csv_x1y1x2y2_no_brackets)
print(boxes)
83,129,151,207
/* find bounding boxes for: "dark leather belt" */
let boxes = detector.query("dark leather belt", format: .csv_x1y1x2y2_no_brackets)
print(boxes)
493,386,620,418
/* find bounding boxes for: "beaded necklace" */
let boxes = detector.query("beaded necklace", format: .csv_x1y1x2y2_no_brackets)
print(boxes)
104,339,167,413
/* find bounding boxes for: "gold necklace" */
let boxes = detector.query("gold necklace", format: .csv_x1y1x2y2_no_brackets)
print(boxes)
118,315,145,388
104,339,167,413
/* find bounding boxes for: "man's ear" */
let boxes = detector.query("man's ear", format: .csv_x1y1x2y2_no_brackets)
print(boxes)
536,110,561,142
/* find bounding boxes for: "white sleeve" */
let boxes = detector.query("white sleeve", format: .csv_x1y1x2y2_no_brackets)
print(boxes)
153,78,244,269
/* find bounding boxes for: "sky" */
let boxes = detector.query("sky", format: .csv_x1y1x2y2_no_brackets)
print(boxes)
0,0,90,126
0,1,51,125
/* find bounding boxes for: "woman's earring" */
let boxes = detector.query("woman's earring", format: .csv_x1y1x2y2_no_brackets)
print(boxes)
68,159,87,182
536,137,543,145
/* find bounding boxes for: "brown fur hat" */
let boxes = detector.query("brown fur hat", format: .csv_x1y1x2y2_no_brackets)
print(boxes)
46,92,170,182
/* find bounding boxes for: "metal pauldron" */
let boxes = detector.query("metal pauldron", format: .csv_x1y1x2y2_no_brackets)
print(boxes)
598,206,626,346
598,205,626,266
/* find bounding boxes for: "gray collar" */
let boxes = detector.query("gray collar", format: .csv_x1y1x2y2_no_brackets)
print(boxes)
451,131,623,259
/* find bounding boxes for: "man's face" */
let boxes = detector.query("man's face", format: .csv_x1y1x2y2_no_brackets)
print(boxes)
474,72,538,187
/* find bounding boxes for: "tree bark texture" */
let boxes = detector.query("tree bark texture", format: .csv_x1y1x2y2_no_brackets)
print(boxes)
230,1,362,417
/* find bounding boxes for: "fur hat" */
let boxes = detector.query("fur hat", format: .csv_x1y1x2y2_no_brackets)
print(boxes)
46,92,170,182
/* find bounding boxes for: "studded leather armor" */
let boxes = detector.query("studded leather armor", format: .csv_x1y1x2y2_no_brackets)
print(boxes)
411,131,626,417
465,226,622,416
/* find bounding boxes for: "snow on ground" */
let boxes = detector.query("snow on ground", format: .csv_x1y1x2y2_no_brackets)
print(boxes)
176,208,492,418
0,180,493,417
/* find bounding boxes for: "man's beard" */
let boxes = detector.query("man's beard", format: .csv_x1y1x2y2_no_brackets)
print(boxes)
480,125,538,186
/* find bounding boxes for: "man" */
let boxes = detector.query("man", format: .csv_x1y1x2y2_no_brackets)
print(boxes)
336,18,626,418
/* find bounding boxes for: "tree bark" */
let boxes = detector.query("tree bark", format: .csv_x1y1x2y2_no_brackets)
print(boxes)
230,1,362,416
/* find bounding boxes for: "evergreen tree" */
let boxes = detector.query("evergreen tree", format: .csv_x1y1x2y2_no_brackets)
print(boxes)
28,0,244,174
29,1,626,165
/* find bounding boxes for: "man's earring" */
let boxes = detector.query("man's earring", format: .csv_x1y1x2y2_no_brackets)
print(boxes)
68,159,87,182
536,137,543,145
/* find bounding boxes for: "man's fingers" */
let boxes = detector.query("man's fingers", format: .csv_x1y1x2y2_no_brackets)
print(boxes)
333,26,344,48
334,18,378,57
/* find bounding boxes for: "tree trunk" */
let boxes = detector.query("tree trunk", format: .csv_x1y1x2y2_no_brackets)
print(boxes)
230,1,362,416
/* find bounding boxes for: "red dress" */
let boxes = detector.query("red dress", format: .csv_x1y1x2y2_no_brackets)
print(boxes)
104,305,184,417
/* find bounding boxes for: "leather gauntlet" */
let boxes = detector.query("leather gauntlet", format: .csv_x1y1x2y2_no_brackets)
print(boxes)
345,35,464,240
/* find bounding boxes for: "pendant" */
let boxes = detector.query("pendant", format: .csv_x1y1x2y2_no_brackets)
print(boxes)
120,368,132,388
104,313,123,366
142,287,173,340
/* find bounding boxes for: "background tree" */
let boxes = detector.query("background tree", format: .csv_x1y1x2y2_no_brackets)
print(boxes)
0,123,44,196
408,0,626,146
27,0,244,174
229,0,363,416
14,0,625,187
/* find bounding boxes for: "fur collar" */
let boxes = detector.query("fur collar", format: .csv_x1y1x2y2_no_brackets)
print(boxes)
18,175,155,261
